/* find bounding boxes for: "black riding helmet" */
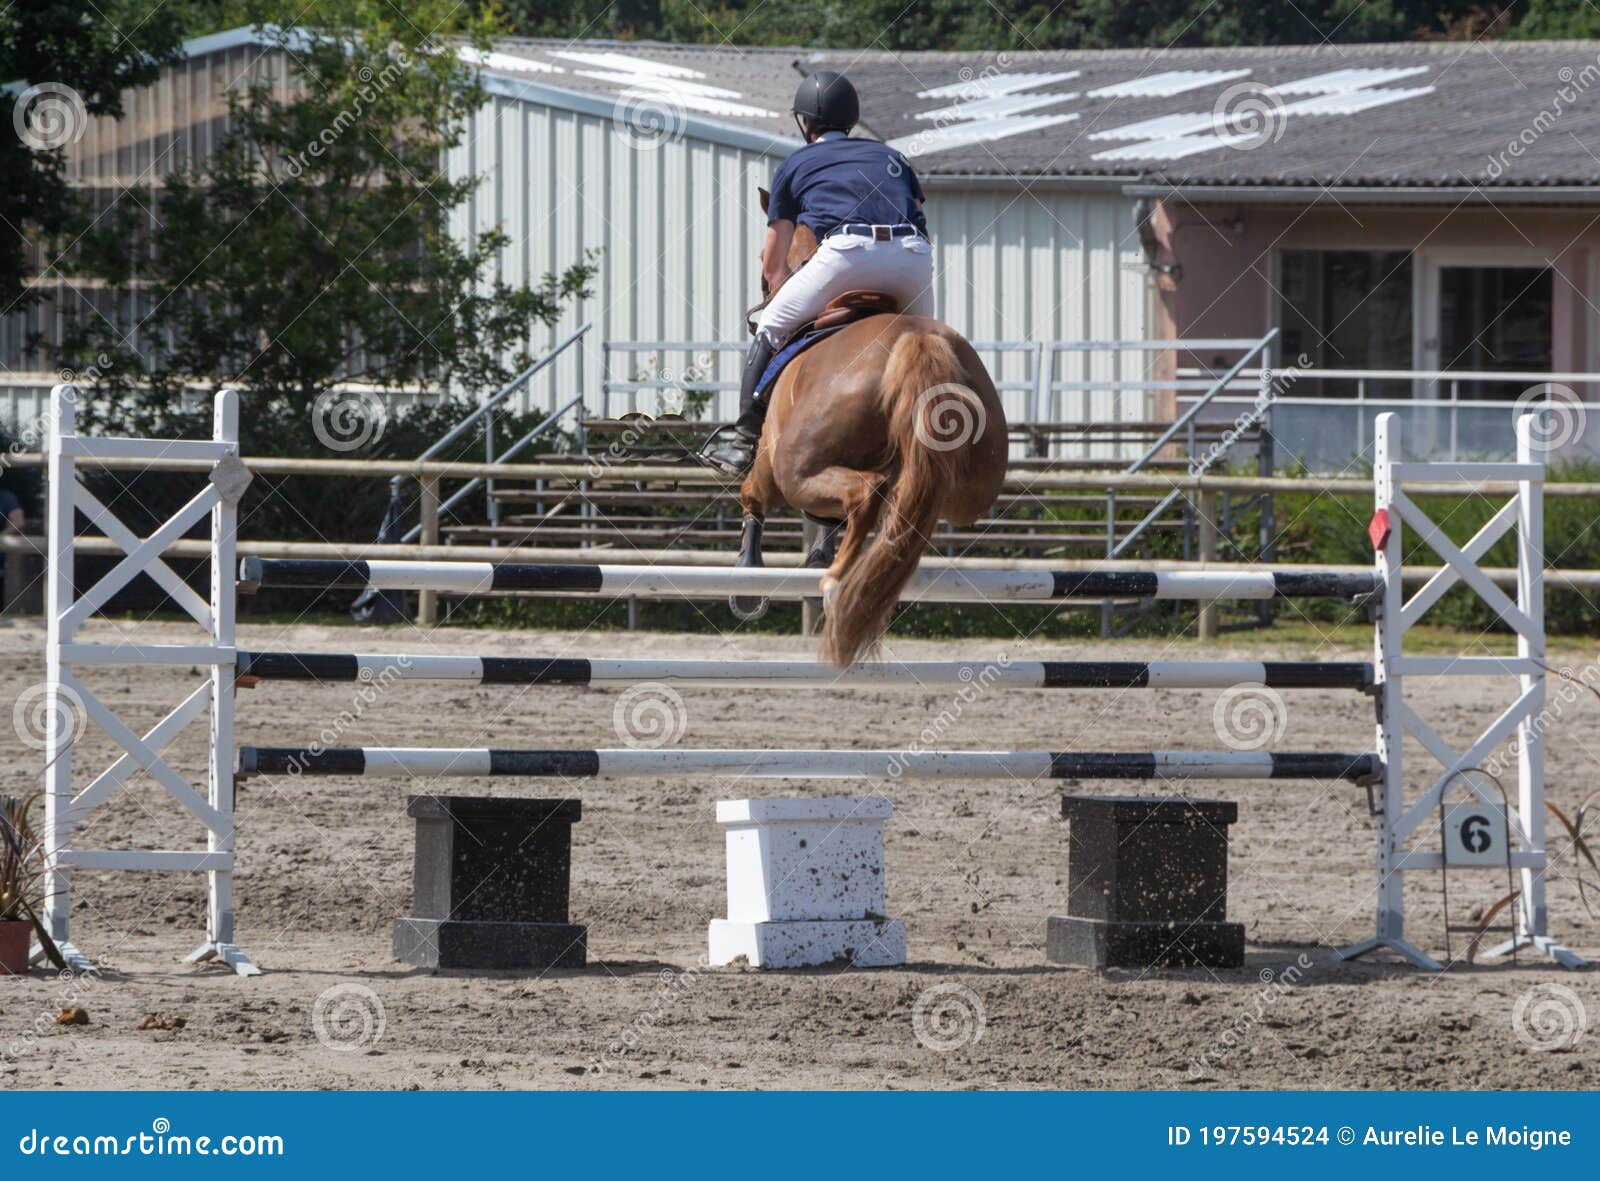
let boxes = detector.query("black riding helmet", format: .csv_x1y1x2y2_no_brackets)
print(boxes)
792,70,859,137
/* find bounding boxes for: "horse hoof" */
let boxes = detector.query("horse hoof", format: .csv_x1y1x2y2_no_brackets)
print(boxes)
729,594,768,622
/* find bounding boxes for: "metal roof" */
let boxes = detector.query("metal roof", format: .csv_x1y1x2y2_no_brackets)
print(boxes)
479,36,1600,190
175,29,1600,190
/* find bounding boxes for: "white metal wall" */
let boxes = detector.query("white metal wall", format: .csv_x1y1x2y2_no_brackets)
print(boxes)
449,92,784,421
925,183,1149,431
452,90,1148,426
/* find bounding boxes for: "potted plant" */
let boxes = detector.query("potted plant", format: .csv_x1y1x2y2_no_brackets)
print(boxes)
1,793,44,975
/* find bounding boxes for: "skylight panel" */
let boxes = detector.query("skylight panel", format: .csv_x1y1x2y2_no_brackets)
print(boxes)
458,48,563,74
1087,69,1251,98
915,71,1080,100
1273,66,1430,95
548,50,706,78
888,112,1080,157
915,91,1079,122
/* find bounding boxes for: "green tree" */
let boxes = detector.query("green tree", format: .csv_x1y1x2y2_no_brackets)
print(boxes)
0,1,193,314
492,0,1513,48
69,0,596,431
1509,0,1600,39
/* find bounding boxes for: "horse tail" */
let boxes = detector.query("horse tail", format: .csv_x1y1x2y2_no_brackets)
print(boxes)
822,328,981,668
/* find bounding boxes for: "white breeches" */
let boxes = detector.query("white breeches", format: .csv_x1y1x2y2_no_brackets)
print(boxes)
755,234,935,346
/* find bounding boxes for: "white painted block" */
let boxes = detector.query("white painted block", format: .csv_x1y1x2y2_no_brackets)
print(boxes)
716,796,892,923
708,919,906,969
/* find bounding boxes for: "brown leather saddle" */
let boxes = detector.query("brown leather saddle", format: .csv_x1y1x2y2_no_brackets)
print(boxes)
810,289,900,332
746,288,900,339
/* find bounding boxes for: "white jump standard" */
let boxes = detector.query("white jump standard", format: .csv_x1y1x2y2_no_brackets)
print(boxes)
41,385,258,975
238,556,1377,604
1339,413,1582,970
236,747,1381,782
235,651,1374,691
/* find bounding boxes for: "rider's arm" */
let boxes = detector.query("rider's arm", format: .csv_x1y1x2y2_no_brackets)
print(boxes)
763,220,796,293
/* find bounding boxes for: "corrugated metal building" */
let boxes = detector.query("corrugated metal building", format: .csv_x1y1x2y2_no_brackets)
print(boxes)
2,28,1149,433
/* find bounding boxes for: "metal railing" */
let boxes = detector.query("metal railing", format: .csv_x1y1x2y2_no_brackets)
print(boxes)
1177,367,1600,465
396,324,589,543
1109,331,1278,560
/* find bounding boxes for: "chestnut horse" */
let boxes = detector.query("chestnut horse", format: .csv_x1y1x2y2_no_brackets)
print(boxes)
734,203,1008,667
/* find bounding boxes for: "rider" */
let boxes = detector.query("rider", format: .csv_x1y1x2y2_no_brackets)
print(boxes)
701,69,933,476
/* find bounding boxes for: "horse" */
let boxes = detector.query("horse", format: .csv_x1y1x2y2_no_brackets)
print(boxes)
734,195,1008,668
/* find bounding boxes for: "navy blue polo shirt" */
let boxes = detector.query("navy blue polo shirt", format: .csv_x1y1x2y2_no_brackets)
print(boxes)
767,134,927,239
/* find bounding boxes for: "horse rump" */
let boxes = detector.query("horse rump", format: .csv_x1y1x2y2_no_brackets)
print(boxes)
821,329,996,667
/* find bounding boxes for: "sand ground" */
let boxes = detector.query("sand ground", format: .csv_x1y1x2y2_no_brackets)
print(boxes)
1,617,1595,1090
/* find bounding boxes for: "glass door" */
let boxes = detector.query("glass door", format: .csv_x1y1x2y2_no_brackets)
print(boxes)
1418,255,1553,397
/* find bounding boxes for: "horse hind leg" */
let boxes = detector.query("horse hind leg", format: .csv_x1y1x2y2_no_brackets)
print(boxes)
790,468,888,608
802,516,846,569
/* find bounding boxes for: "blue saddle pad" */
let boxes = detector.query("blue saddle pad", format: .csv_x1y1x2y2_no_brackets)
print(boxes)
756,323,849,398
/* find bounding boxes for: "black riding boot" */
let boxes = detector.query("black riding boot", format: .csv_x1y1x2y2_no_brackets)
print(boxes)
701,337,776,476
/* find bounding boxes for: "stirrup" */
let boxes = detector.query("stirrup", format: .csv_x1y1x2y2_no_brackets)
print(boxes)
699,424,759,476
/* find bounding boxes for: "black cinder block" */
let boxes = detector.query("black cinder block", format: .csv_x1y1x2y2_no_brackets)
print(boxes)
396,796,586,971
1046,915,1244,970
1048,795,1243,970
394,918,587,971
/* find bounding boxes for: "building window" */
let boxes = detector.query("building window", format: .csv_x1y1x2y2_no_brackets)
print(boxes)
1277,250,1413,397
1435,265,1553,396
